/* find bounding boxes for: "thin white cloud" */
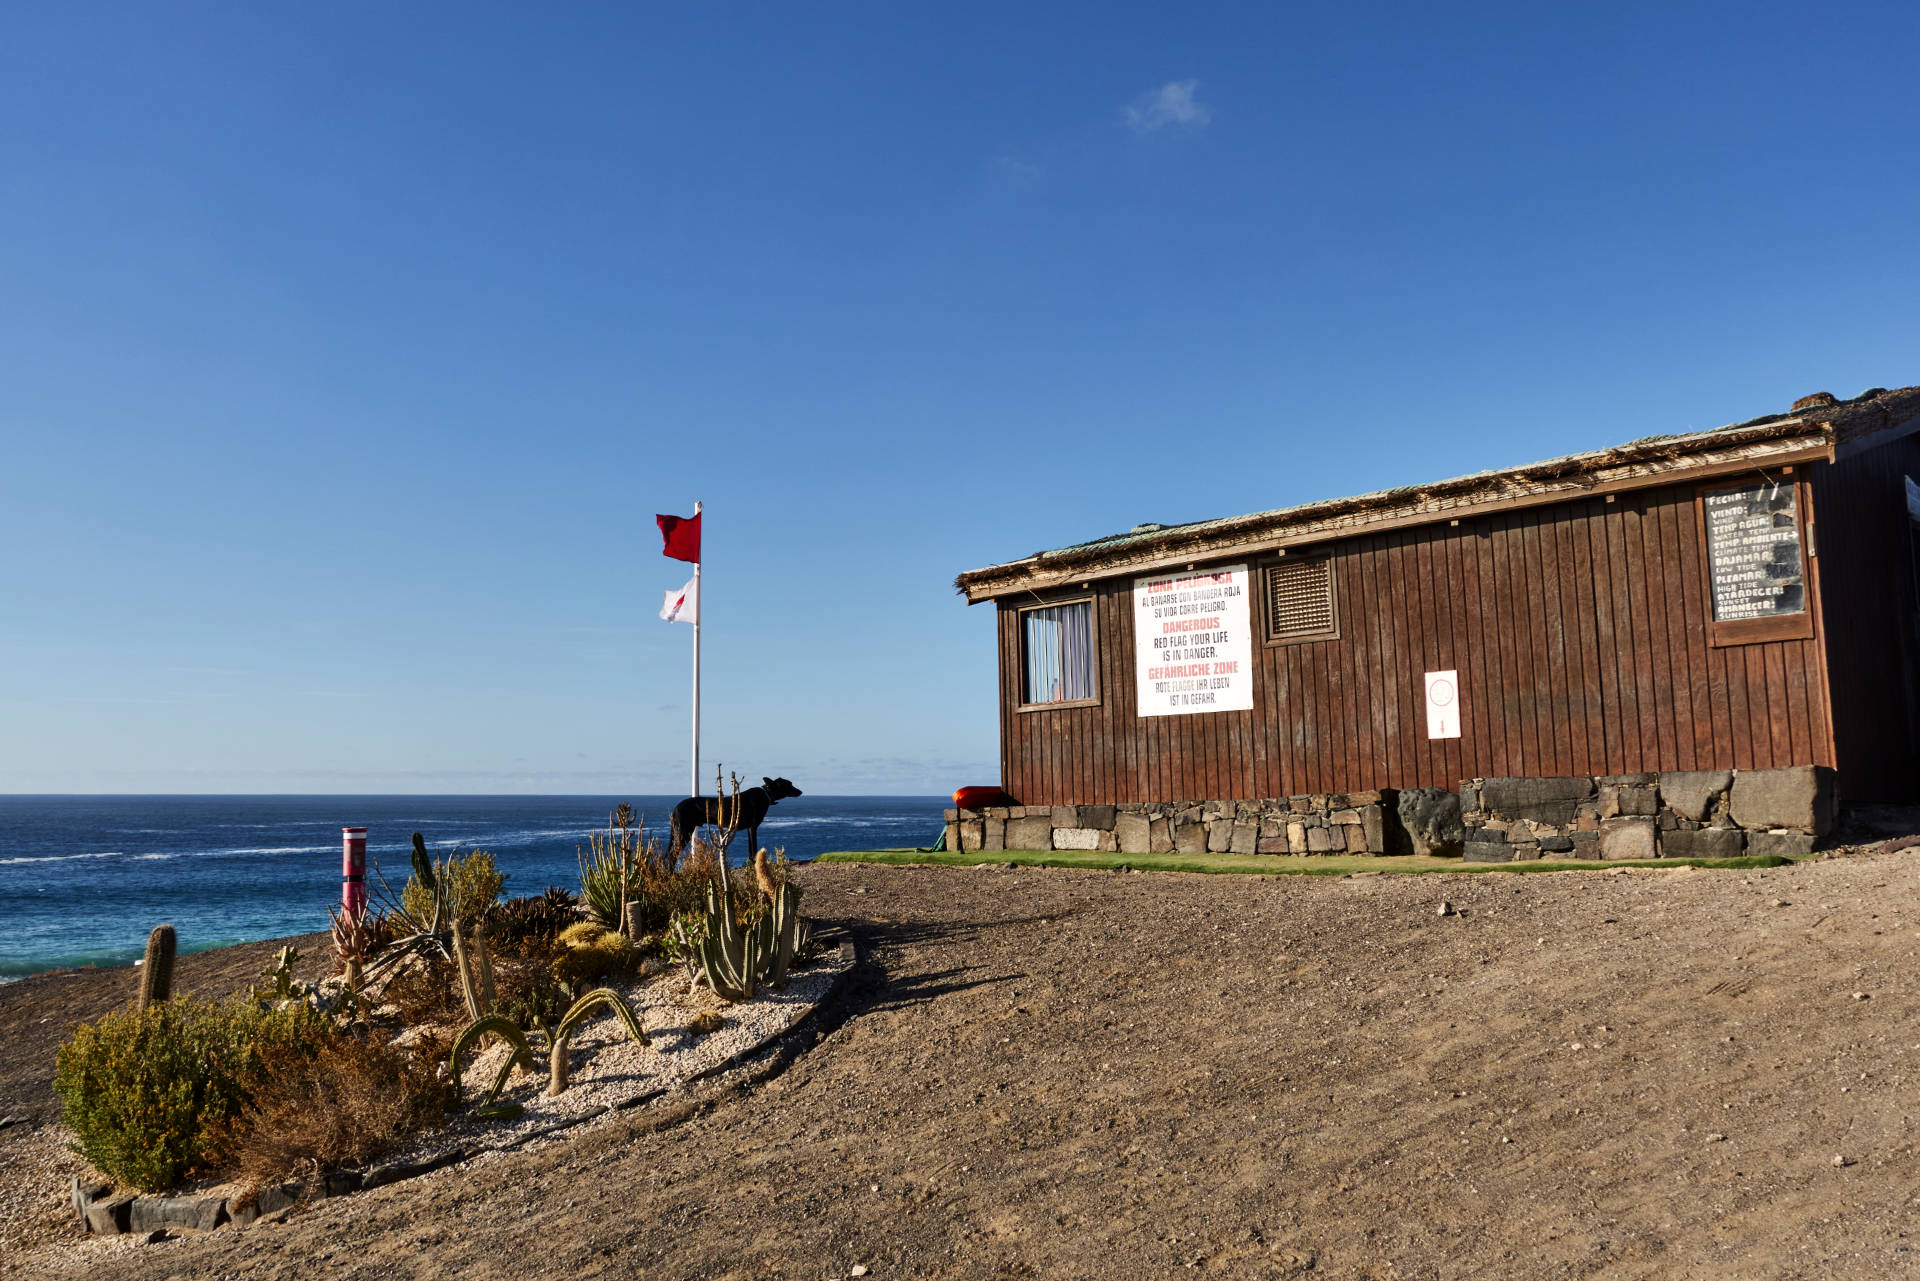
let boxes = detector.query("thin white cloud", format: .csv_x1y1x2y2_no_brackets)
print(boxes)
1126,80,1211,133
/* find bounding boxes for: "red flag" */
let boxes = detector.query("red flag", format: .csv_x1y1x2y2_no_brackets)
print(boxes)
657,511,701,563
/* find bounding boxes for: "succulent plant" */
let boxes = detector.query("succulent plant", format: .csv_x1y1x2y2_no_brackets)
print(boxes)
687,873,811,1000
450,987,648,1108
473,922,497,1013
136,924,176,1011
764,882,807,988
410,832,436,895
450,918,483,1023
448,1014,535,1112
546,987,647,1096
692,880,770,1002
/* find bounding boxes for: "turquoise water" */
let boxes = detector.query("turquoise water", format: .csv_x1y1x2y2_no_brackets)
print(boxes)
0,794,943,980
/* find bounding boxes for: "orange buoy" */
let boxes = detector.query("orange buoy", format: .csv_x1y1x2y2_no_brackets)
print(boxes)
952,785,1012,811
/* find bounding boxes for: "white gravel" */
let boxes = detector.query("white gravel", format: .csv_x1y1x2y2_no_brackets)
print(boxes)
382,945,852,1166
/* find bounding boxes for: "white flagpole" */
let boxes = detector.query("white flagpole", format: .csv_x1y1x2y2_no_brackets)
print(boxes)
691,499,702,798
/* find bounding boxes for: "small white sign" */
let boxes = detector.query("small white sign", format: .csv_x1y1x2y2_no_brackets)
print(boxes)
1424,670,1461,740
1133,565,1255,717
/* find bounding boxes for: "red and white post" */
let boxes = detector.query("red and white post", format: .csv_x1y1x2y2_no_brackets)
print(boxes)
341,827,368,916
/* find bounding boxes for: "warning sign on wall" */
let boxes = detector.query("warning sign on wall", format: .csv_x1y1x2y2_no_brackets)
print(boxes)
1425,670,1461,740
1133,565,1255,718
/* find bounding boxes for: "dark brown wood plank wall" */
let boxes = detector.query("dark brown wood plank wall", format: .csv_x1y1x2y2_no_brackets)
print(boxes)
995,477,1837,805
1811,439,1920,801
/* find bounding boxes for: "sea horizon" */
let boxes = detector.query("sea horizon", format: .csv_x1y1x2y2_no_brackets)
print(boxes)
0,793,946,981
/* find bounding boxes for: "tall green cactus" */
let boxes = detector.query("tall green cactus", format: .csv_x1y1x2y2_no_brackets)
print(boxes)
690,877,811,1000
410,831,436,892
136,924,176,1011
693,880,770,1001
765,882,807,988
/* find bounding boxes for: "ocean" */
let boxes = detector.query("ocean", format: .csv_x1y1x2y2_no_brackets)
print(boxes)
0,794,944,981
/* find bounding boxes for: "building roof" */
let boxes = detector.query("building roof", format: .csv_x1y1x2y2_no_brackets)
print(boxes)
955,383,1920,603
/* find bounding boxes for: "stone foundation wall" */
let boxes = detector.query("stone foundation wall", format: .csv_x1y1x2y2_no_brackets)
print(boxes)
944,792,1398,857
944,764,1836,863
1459,765,1835,863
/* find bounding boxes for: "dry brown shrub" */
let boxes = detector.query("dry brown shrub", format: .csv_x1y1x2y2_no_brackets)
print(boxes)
628,835,770,933
220,1031,449,1188
380,956,466,1028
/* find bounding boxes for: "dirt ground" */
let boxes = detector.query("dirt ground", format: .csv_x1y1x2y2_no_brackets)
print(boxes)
5,851,1920,1279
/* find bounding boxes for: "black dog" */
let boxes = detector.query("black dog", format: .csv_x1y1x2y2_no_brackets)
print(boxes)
669,776,802,864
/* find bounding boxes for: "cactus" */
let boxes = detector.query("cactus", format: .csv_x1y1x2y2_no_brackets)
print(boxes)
473,921,497,1014
693,880,771,1002
687,873,811,999
547,987,648,1096
450,917,483,1023
765,882,806,988
448,1014,534,1111
410,831,436,894
451,987,648,1107
136,924,176,1011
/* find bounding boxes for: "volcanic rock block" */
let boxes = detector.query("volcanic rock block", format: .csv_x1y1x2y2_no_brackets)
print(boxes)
1658,827,1744,859
1598,783,1658,818
1657,770,1733,822
1396,787,1464,857
1478,777,1595,827
1729,766,1835,836
1599,817,1656,861
1747,830,1815,859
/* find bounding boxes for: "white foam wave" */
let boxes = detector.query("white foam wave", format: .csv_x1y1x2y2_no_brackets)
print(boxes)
0,851,124,865
222,845,331,855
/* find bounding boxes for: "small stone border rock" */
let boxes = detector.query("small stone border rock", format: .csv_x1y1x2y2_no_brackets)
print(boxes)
68,940,855,1236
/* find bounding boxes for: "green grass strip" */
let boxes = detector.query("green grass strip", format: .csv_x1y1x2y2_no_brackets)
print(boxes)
813,847,1794,877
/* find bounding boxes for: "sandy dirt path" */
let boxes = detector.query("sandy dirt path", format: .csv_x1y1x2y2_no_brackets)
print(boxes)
6,853,1920,1279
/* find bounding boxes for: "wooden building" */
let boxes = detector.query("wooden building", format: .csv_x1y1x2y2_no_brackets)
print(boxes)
956,385,1920,832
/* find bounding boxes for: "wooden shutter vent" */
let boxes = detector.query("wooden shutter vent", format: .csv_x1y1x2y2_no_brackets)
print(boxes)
1266,557,1336,642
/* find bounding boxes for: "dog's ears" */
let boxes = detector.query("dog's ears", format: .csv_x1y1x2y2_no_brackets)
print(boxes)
763,776,775,788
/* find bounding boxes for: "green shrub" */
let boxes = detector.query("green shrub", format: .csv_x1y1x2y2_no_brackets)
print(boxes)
401,848,506,926
53,998,328,1192
551,934,640,989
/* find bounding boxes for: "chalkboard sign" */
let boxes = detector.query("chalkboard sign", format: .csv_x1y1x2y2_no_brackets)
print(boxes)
1703,481,1805,622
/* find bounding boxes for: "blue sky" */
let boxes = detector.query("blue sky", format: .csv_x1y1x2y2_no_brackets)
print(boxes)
3,3,1916,794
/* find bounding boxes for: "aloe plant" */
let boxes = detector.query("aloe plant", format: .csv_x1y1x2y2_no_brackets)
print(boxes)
357,833,459,994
